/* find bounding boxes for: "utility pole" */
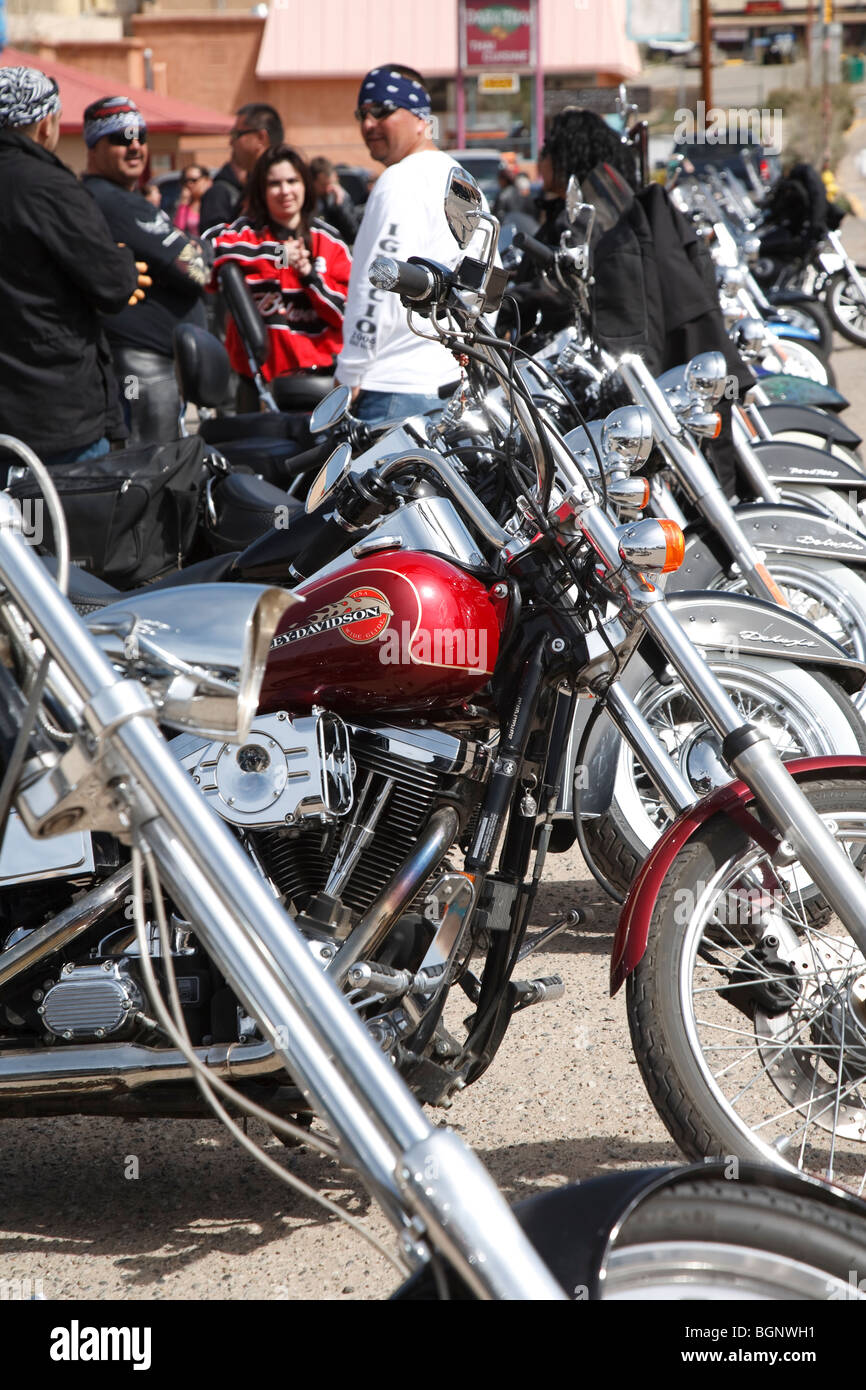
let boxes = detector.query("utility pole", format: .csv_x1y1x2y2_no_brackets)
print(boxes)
823,0,832,165
700,0,713,127
805,0,814,88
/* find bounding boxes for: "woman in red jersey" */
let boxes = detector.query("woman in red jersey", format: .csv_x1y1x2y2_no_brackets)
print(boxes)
208,144,351,408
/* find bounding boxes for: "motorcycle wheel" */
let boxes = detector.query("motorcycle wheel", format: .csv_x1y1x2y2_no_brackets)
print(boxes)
712,555,866,662
779,485,866,537
583,659,866,897
771,300,834,360
604,1177,866,1299
626,778,866,1189
763,339,834,388
827,268,866,347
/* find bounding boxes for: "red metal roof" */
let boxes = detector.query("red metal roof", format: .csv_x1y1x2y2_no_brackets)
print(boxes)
0,46,232,135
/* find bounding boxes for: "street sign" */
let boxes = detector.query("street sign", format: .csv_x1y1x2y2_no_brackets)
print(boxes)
478,73,520,93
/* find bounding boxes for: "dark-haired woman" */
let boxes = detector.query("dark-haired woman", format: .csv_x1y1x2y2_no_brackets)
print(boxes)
208,144,351,408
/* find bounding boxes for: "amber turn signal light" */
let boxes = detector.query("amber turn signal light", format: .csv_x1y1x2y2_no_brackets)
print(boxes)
617,518,686,574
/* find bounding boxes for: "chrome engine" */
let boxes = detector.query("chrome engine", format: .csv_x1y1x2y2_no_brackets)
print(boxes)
173,714,489,929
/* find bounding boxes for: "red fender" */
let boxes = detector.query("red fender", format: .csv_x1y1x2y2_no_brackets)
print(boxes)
609,755,866,996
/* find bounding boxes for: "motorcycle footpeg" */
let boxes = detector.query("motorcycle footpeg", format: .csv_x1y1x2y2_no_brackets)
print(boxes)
510,975,565,1013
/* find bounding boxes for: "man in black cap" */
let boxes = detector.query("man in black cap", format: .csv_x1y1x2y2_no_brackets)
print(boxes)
0,67,140,466
83,96,211,444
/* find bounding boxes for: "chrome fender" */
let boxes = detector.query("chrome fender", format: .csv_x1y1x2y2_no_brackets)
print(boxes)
610,756,866,994
676,503,866,570
751,438,866,491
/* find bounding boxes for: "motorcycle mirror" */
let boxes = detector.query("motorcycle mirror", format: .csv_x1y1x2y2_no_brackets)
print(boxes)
310,384,352,435
306,441,353,515
565,175,584,226
601,405,655,469
685,351,729,406
444,166,483,249
87,584,295,743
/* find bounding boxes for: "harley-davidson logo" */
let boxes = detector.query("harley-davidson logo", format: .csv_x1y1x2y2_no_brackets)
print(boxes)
270,588,393,649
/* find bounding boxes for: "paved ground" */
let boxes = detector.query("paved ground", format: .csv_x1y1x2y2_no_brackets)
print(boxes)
5,77,866,1305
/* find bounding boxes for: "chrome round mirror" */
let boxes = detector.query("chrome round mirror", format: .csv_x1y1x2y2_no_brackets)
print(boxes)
685,351,728,405
444,166,482,249
310,384,351,435
601,405,655,469
565,175,584,227
305,442,353,515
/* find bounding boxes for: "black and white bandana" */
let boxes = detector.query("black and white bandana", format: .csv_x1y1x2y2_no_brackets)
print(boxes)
83,95,145,148
0,66,60,129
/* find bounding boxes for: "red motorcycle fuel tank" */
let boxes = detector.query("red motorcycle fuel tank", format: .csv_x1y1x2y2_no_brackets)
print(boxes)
259,550,509,715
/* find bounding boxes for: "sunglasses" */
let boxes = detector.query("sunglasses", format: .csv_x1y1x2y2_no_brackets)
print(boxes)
107,127,147,147
183,174,204,184
229,126,258,140
354,103,398,123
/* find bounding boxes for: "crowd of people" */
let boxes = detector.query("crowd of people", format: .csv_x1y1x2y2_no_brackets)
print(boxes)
0,61,498,461
0,56,752,484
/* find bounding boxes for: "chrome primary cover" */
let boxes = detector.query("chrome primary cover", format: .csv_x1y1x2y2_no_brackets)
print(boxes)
41,963,143,1041
180,710,353,828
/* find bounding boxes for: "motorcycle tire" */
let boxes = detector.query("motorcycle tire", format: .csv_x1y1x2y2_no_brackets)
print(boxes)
827,268,866,347
711,554,866,662
604,1177,866,1298
772,299,835,360
764,338,835,388
626,777,866,1189
583,659,866,897
779,485,866,536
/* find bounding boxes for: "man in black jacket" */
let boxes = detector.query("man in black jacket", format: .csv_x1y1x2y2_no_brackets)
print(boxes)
0,67,138,466
82,96,211,444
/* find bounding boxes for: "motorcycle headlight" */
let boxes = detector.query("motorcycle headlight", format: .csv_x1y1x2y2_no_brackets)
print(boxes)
600,406,655,470
684,351,728,406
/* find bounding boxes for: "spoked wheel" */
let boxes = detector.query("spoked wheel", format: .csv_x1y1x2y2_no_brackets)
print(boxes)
604,1178,866,1299
715,556,866,661
827,269,866,347
585,659,866,896
627,779,866,1191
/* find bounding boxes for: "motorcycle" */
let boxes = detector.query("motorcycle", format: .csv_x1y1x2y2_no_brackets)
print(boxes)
1,378,866,1305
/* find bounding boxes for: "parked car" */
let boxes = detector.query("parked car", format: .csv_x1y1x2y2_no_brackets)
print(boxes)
444,148,505,204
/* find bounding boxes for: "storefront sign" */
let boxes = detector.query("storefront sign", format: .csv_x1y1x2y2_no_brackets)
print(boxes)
461,2,536,69
478,72,520,93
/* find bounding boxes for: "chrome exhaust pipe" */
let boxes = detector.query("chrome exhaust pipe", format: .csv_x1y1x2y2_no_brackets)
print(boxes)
0,863,133,989
329,807,459,984
0,1037,280,1096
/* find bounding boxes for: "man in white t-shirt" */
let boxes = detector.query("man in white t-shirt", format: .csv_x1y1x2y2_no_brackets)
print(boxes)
335,65,468,425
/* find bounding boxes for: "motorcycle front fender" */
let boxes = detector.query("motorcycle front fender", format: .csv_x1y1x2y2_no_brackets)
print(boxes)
751,438,866,491
766,287,820,307
758,402,862,448
717,502,866,564
657,589,866,691
755,374,849,411
609,755,866,994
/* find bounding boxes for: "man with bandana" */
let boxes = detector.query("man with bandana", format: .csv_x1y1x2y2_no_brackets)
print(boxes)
336,65,486,424
82,96,211,444
0,67,139,467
